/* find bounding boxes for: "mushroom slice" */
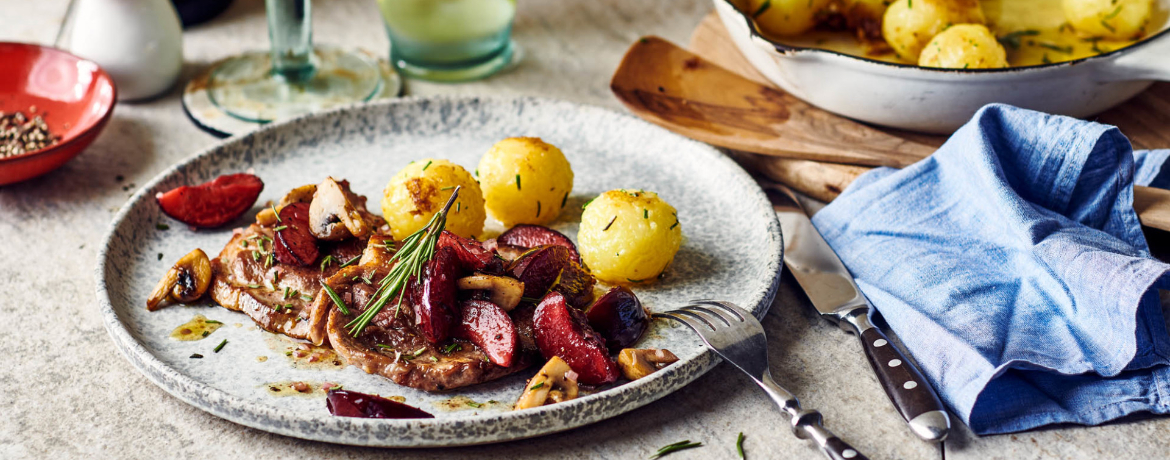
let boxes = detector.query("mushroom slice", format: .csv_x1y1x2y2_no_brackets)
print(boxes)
147,248,212,311
457,275,524,311
310,177,374,241
514,356,580,410
617,348,679,381
257,184,318,226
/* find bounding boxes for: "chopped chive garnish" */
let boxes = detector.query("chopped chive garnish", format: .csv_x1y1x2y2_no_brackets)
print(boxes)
997,29,1039,49
246,284,261,289
536,201,542,217
670,221,679,230
340,255,361,268
441,185,455,191
467,401,482,408
456,202,462,213
644,209,648,219
301,294,313,301
271,204,281,222
627,278,644,283
1105,5,1123,19
442,343,462,354
265,252,274,268
1100,19,1116,32
582,197,596,210
474,169,479,176
561,192,569,208
530,382,545,390
406,347,427,359
283,286,291,299
251,251,261,262
156,223,169,231
603,216,617,231
652,440,703,458
190,353,203,359
213,339,227,353
201,330,209,337
422,160,432,171
751,0,770,18
273,225,288,231
736,432,745,459
157,253,164,261
322,284,351,315
319,255,335,272
1037,42,1072,53
205,319,222,324
515,174,522,190
375,344,394,349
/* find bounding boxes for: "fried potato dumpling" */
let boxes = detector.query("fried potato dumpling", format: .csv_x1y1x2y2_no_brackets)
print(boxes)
477,137,574,227
882,0,985,62
1062,0,1152,40
918,24,1009,68
578,190,681,284
381,159,486,240
747,0,834,37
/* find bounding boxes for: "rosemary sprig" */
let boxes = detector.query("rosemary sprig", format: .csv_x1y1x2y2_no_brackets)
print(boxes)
322,284,351,315
319,255,336,272
651,440,702,459
339,255,361,268
344,187,461,337
736,432,745,459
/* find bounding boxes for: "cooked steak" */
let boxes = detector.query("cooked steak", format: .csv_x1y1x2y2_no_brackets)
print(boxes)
209,223,366,343
321,264,534,392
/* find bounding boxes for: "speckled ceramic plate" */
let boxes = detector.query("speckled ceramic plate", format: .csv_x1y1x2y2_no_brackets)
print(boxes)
95,96,782,447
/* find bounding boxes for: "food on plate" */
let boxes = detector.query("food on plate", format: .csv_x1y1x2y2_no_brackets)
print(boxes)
509,245,595,309
918,24,1009,68
617,348,680,381
533,292,620,385
514,356,579,410
147,144,683,408
578,189,681,284
326,389,434,419
586,286,650,352
1062,0,1152,39
477,137,574,226
495,224,580,262
156,173,264,228
881,0,986,61
381,158,485,240
147,248,212,311
743,0,1164,67
747,0,834,37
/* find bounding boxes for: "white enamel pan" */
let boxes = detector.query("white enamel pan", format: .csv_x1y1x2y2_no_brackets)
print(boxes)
714,0,1170,133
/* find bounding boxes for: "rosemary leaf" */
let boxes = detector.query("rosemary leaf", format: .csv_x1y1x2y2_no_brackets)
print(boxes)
323,284,351,315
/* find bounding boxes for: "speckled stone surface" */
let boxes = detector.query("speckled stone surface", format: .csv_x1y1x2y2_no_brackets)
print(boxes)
11,0,1167,458
96,95,782,446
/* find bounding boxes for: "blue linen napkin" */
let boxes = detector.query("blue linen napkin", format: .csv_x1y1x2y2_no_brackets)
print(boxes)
811,104,1170,435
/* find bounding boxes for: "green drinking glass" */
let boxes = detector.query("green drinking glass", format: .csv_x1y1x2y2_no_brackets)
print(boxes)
207,0,384,123
378,0,519,82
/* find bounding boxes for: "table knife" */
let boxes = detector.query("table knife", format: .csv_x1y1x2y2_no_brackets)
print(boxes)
767,184,951,442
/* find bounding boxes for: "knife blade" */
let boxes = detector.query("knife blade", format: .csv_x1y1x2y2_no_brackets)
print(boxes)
767,184,951,443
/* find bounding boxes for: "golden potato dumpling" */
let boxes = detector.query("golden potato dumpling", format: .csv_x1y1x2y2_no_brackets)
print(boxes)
381,159,486,240
747,0,834,37
918,24,1009,68
578,190,682,284
477,137,574,227
1062,0,1152,40
882,0,985,62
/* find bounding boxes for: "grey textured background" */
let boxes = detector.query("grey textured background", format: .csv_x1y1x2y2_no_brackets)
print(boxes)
2,0,1168,458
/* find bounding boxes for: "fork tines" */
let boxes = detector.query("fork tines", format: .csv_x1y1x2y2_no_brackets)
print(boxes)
653,299,748,332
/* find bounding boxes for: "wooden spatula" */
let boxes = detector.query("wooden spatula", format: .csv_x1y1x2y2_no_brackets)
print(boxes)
610,36,1170,232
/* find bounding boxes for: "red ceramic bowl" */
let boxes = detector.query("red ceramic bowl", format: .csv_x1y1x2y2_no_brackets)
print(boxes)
0,42,116,185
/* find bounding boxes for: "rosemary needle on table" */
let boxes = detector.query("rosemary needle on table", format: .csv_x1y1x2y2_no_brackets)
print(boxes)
651,440,703,459
737,432,745,459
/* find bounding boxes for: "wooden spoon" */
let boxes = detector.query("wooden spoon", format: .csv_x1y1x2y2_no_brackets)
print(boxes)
610,36,1170,232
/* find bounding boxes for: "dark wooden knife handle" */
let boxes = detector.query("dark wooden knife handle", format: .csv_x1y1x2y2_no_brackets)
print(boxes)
856,326,950,441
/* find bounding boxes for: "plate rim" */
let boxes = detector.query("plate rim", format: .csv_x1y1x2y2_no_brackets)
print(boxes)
93,94,783,447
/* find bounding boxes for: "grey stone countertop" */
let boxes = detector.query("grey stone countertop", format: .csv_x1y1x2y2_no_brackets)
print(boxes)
1,0,1166,458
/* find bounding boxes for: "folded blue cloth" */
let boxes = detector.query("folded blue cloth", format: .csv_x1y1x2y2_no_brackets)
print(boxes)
811,104,1170,435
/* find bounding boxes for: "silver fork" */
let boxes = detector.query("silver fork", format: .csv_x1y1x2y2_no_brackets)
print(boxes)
655,300,869,460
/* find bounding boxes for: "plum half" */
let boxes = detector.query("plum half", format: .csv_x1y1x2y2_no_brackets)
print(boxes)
410,246,461,344
533,292,618,385
585,286,648,352
456,299,519,367
274,202,320,266
509,245,594,309
497,224,580,262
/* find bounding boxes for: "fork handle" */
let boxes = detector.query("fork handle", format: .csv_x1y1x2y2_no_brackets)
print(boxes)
759,375,869,460
845,309,951,442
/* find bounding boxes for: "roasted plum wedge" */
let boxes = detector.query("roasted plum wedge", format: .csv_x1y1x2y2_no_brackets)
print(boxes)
156,173,264,228
533,292,619,385
456,299,519,367
586,286,649,352
496,224,580,262
438,230,499,273
410,246,461,344
509,245,595,309
322,264,533,392
274,202,320,266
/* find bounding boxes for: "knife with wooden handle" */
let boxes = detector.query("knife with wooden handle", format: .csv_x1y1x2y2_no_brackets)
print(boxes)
768,184,951,442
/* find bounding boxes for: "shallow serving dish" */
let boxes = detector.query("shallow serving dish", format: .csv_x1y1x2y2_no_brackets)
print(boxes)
94,95,783,446
0,42,116,185
714,0,1170,133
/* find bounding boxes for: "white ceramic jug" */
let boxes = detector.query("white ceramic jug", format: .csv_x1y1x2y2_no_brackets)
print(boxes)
67,0,184,101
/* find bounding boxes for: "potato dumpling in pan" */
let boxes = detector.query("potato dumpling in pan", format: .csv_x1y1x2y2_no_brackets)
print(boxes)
882,0,985,62
747,0,834,37
918,24,1009,69
1062,0,1153,40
